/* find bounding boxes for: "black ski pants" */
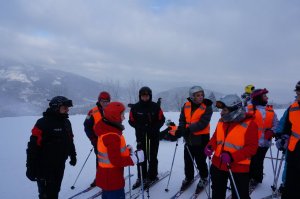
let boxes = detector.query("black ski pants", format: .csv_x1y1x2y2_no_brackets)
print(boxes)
137,134,159,180
184,143,208,180
210,165,250,199
249,146,269,183
282,144,300,199
37,164,65,199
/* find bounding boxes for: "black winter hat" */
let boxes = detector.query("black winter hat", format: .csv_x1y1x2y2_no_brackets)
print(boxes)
139,86,152,101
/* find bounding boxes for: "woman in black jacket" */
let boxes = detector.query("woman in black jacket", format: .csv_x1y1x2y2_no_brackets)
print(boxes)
26,96,77,199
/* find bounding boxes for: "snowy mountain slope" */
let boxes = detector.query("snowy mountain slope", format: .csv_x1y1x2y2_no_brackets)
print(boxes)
0,110,285,199
0,65,108,117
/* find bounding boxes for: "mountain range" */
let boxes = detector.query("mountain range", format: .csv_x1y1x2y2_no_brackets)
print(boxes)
0,65,287,117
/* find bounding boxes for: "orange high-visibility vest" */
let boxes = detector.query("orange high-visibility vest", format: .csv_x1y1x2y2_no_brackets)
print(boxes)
97,132,130,168
183,101,210,135
214,119,252,165
288,102,300,151
91,106,103,132
247,105,274,140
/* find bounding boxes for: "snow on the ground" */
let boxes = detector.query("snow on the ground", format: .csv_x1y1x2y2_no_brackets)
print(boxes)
0,110,285,199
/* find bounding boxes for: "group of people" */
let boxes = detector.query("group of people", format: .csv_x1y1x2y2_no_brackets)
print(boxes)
25,81,300,199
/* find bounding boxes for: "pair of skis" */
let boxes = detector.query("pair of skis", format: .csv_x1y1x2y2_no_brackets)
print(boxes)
68,174,133,199
169,174,201,199
126,171,170,199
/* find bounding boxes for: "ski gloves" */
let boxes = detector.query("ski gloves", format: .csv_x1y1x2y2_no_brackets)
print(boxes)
69,155,77,166
220,151,233,164
276,135,289,151
26,166,37,181
174,127,190,138
130,150,145,165
264,129,274,140
204,145,213,157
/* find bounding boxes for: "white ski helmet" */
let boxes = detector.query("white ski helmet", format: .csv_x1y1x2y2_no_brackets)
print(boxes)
216,94,245,122
189,86,204,100
217,94,242,110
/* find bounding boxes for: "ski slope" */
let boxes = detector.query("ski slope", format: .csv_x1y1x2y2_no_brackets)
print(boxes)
0,110,285,199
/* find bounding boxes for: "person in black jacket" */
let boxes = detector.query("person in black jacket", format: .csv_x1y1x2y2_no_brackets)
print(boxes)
26,96,77,199
175,86,213,192
129,86,165,189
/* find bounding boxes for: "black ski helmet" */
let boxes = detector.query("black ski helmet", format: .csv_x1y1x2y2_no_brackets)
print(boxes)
139,86,152,101
49,96,73,111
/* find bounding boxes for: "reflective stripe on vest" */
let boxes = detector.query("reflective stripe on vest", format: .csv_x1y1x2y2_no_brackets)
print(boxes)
91,106,103,132
288,102,300,151
97,132,130,168
215,120,252,165
183,101,210,135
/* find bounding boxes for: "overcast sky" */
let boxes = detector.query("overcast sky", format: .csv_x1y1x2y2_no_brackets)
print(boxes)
0,0,299,103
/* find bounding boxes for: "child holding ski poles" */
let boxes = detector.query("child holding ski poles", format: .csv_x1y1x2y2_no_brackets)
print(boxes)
205,94,258,199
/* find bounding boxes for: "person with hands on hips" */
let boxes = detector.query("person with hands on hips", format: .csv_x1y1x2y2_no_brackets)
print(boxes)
26,96,77,199
206,94,258,199
175,86,213,192
94,101,145,199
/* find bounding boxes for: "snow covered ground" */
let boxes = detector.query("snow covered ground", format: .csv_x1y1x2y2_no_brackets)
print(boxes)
0,110,285,199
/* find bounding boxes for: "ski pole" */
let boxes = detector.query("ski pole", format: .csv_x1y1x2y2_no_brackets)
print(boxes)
185,144,200,177
128,166,132,199
139,163,145,199
208,157,211,199
271,149,280,191
165,139,179,192
273,152,285,193
71,148,93,189
227,164,240,199
269,143,275,176
186,144,210,197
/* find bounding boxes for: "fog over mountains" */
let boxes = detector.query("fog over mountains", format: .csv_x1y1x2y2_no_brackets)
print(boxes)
0,65,287,117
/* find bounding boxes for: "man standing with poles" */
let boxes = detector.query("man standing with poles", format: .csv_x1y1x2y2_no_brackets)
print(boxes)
129,86,165,189
204,94,258,199
175,86,213,193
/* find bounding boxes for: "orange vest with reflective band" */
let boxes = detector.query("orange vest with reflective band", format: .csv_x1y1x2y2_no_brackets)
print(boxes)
183,101,210,135
97,132,130,168
168,125,177,136
247,105,274,140
215,119,252,165
91,106,103,132
288,102,300,151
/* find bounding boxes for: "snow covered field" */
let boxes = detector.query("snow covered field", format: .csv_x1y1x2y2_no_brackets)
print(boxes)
0,110,285,199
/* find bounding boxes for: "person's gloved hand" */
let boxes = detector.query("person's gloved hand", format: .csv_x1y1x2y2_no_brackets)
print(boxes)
276,135,289,151
69,155,77,166
220,152,233,164
264,129,274,140
136,142,143,150
183,128,190,137
130,150,145,164
174,129,182,138
204,145,213,157
26,167,37,181
127,145,134,155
